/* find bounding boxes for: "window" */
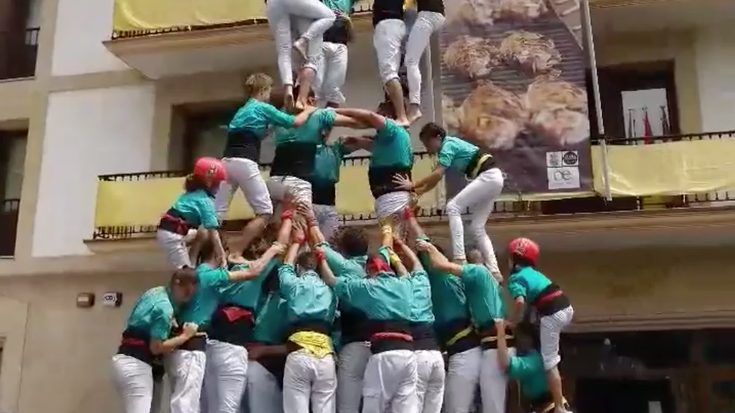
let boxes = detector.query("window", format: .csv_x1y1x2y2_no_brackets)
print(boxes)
0,131,26,200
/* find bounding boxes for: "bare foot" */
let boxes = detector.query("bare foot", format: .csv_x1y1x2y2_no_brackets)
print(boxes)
293,38,308,62
395,116,411,128
295,99,306,111
284,92,295,112
407,104,422,124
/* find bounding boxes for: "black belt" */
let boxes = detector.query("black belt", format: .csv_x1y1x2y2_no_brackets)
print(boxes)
366,320,414,354
118,332,155,366
417,0,444,13
223,129,261,161
270,141,318,181
410,322,440,351
323,20,349,44
172,325,208,351
477,324,515,350
311,181,337,206
532,284,570,316
368,165,412,198
372,0,404,26
208,304,255,346
465,150,496,180
158,208,190,236
340,309,371,344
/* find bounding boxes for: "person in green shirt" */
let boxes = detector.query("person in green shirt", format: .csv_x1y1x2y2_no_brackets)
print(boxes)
112,269,199,413
318,218,418,413
166,233,283,413
314,0,356,107
496,320,571,413
403,208,482,413
268,86,367,213
394,122,504,280
301,205,371,413
416,239,514,413
247,269,290,413
204,213,291,413
310,138,357,241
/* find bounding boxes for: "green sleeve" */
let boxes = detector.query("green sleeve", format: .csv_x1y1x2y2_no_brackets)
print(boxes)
149,307,173,341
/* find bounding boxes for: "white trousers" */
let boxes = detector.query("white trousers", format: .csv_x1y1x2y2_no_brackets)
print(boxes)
268,175,313,208
480,348,514,413
167,349,207,413
204,340,249,413
313,204,341,242
315,42,348,105
112,354,154,413
157,229,191,269
337,341,372,413
415,350,445,413
375,191,413,238
443,347,481,413
266,0,335,82
248,361,285,413
373,19,407,85
362,349,418,413
404,11,445,105
283,350,338,413
540,306,574,369
445,168,504,270
215,157,274,219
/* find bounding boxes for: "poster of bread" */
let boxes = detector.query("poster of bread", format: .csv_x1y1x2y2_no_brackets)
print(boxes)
440,0,592,196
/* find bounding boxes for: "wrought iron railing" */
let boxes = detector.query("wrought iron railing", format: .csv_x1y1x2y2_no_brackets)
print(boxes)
0,27,39,81
0,198,20,256
93,131,735,239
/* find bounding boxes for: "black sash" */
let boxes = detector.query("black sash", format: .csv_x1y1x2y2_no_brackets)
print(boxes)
368,165,412,198
223,129,261,161
208,304,255,346
270,142,318,181
366,320,414,354
417,0,444,13
372,0,404,26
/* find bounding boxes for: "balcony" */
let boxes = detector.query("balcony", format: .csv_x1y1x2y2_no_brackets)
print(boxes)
0,198,19,257
0,27,39,81
102,0,715,79
91,131,735,252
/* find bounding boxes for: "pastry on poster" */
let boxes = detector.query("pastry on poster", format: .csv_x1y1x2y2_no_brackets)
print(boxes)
499,30,561,76
442,35,500,79
442,94,461,132
525,75,589,146
447,0,548,26
458,81,529,150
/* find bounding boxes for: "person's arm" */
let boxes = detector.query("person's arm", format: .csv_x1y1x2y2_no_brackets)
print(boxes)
200,199,227,265
332,113,370,129
228,242,285,282
496,319,511,370
507,276,527,325
335,108,386,130
412,165,447,196
342,135,374,152
262,102,315,128
149,312,198,355
316,247,338,286
415,240,464,276
394,236,422,273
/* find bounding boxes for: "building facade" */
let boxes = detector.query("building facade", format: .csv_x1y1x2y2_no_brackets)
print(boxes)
2,0,735,412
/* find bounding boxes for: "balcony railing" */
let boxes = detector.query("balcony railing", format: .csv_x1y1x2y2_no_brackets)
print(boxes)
92,131,735,240
0,198,19,256
0,27,39,81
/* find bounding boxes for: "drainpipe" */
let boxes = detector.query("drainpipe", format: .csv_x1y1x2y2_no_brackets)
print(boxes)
582,0,612,201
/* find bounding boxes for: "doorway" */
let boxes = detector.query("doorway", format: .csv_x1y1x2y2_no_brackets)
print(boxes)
575,379,675,413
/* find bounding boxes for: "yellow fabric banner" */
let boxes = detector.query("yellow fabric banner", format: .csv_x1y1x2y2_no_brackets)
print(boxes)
591,140,735,197
95,157,439,228
112,0,386,35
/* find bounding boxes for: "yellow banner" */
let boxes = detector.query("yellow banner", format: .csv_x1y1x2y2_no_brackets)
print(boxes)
112,0,381,35
95,157,439,228
591,140,735,197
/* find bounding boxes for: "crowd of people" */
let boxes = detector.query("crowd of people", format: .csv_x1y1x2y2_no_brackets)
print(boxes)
110,0,576,412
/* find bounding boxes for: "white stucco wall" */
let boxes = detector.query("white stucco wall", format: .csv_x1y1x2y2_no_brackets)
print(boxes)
50,0,129,75
695,24,735,132
32,84,155,257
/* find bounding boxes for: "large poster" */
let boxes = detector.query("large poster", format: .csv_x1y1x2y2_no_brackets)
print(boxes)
439,0,592,197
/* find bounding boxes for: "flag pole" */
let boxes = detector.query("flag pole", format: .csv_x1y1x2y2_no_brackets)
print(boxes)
581,0,612,201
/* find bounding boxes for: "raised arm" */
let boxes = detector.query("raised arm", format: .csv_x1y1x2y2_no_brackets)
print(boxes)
495,319,511,370
335,108,386,130
415,240,464,276
332,113,371,129
316,247,338,287
393,236,422,273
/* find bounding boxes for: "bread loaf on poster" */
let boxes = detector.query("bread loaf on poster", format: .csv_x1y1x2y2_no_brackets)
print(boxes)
525,76,589,146
458,81,529,150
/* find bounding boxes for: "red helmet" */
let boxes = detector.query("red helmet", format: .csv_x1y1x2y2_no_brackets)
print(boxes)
508,238,540,266
192,157,227,188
